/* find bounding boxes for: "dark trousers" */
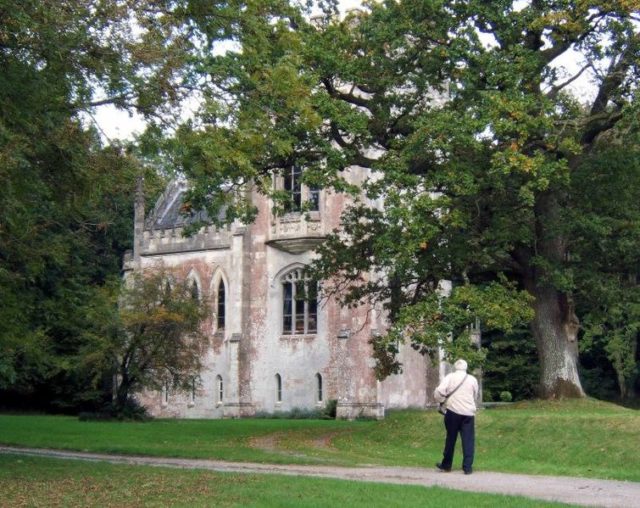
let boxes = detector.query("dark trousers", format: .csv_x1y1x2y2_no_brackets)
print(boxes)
440,409,475,472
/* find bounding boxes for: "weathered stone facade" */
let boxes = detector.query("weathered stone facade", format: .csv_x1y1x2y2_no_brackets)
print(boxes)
124,169,441,419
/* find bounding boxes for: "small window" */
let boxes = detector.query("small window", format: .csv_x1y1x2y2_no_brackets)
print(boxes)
216,375,223,405
162,381,169,405
217,279,226,330
190,377,196,405
275,373,282,403
316,373,323,403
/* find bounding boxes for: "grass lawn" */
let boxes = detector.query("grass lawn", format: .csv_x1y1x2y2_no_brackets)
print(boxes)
0,454,567,507
1,398,638,482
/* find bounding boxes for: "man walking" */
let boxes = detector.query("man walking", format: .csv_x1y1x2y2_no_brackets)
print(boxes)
434,359,479,475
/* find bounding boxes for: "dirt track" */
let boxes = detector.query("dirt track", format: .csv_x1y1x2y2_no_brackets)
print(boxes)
2,445,638,507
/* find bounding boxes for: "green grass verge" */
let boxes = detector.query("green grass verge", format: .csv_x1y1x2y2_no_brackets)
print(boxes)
1,398,638,481
0,454,567,507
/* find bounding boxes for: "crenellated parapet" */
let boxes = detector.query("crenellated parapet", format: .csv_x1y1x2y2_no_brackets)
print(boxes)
140,224,241,256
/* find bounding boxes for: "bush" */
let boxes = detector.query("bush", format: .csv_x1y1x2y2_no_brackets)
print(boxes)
252,401,339,420
482,328,539,401
579,364,619,401
79,398,151,422
323,399,338,419
253,407,324,419
78,411,113,422
499,391,513,402
289,407,323,419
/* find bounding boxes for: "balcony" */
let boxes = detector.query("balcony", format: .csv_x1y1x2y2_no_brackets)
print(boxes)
267,211,324,254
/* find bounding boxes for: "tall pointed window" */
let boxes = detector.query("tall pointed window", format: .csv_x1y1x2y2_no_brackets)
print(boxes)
275,373,282,403
216,375,223,405
216,279,226,330
282,268,317,335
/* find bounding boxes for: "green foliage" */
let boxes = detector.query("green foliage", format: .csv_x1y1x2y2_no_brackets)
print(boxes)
79,268,209,415
483,328,540,401
369,336,402,380
323,399,338,419
499,391,513,403
0,0,165,410
569,147,640,398
374,281,533,377
252,400,336,420
254,407,325,419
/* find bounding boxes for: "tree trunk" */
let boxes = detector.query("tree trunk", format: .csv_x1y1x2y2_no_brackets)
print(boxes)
529,285,585,398
525,190,585,399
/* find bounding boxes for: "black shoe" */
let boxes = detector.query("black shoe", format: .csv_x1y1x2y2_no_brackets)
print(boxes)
464,469,472,475
436,463,451,472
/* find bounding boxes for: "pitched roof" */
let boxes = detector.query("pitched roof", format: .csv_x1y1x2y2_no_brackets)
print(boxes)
146,180,226,230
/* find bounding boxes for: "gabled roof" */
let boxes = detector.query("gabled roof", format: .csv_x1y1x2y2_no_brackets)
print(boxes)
145,179,226,230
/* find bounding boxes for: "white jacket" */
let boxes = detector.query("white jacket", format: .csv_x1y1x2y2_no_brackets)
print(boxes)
434,370,479,416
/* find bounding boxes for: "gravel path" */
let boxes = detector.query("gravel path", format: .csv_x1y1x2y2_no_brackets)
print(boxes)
2,445,638,507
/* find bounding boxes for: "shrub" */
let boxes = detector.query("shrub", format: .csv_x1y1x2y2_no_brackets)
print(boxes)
79,398,151,422
253,407,324,419
78,411,113,422
482,328,539,401
499,391,513,402
323,399,338,419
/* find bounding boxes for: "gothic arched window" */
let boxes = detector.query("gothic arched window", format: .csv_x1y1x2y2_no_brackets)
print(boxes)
217,279,226,330
281,268,317,335
216,375,223,405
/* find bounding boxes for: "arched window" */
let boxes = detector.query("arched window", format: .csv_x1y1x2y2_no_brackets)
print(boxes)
216,375,223,405
190,279,200,300
316,373,323,403
217,279,226,330
281,268,317,335
275,373,282,403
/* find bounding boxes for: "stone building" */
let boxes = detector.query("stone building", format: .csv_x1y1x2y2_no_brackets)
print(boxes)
123,167,441,419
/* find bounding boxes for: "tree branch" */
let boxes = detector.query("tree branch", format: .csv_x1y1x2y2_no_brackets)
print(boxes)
546,62,593,100
322,77,371,109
